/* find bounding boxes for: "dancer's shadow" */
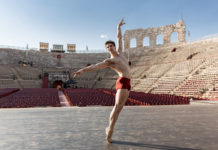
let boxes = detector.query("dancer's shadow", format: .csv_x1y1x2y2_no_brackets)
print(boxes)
106,140,200,150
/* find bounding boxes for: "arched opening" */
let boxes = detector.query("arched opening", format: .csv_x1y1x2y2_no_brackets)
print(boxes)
53,80,63,90
156,34,164,45
143,37,150,47
170,32,178,43
130,38,137,48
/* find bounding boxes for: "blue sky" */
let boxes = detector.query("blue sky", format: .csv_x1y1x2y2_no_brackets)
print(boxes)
0,0,218,50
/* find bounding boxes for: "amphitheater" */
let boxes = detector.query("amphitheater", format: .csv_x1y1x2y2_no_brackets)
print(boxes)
0,20,218,101
1,20,218,150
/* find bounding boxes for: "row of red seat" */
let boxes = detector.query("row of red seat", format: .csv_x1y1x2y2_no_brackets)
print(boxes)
0,88,190,108
64,88,116,106
64,88,189,107
99,88,190,105
0,88,60,108
64,88,137,106
0,88,19,98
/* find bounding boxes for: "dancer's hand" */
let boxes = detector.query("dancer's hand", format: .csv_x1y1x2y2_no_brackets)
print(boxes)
118,18,125,28
73,70,83,78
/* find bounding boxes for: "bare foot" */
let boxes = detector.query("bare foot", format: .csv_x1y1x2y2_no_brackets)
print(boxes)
105,127,112,143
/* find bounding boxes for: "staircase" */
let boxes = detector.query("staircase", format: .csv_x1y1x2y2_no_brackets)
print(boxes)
10,67,23,89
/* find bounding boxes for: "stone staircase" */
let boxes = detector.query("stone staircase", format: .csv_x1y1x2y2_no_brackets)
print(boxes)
10,67,23,89
145,63,177,93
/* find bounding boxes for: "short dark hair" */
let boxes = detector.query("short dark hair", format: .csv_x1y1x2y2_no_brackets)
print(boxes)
105,40,116,47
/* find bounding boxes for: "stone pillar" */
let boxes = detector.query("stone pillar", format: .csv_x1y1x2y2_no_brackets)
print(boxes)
124,33,130,49
150,35,157,48
177,19,186,42
136,36,144,48
163,33,171,44
178,30,186,42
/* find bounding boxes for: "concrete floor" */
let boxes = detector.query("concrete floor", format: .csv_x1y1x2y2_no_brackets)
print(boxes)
0,104,218,150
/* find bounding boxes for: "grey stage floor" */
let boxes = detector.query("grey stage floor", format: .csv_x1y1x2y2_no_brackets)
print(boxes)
1,104,218,150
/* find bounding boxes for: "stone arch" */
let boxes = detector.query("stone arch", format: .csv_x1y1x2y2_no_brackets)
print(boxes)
130,38,137,48
53,80,63,89
170,32,178,43
123,20,186,49
143,37,150,47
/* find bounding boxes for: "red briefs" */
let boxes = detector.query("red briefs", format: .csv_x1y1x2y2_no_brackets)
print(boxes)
116,77,131,91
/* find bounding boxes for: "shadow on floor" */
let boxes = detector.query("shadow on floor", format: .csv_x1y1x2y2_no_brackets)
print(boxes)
106,140,200,150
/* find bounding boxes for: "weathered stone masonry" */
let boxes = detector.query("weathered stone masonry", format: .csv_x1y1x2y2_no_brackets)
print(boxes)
124,20,186,49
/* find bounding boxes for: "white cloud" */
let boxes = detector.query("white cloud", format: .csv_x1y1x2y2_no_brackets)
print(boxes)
100,34,108,38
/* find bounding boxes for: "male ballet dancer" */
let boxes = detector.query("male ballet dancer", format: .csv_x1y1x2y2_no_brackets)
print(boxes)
73,18,131,143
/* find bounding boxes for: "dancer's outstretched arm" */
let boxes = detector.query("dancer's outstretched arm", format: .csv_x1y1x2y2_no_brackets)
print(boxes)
117,18,125,53
73,59,111,78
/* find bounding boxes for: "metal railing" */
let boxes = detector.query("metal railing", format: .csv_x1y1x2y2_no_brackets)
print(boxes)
0,45,107,53
0,45,38,51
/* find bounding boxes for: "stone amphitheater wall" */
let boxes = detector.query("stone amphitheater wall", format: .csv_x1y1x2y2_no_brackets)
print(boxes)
1,36,218,70
124,20,186,49
0,49,109,69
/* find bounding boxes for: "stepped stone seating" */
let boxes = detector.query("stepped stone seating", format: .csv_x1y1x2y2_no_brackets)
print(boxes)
131,57,152,66
74,65,98,87
133,78,157,92
174,74,218,98
0,65,14,79
74,69,105,88
209,84,218,100
75,80,96,88
201,58,218,75
20,80,42,88
75,69,115,90
103,68,118,78
152,76,186,94
200,58,218,99
43,67,68,72
14,66,42,80
131,66,148,79
161,48,189,63
0,37,218,101
199,57,218,70
144,63,173,78
130,79,139,87
165,59,204,76
0,80,19,88
94,79,116,89
77,71,98,80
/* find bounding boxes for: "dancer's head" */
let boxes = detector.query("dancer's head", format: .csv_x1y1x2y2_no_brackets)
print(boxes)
105,40,116,53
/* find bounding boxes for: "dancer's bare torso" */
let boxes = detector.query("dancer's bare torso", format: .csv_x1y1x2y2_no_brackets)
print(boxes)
106,52,131,79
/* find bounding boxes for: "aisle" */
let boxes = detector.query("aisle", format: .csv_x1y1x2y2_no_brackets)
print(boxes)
58,91,71,107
